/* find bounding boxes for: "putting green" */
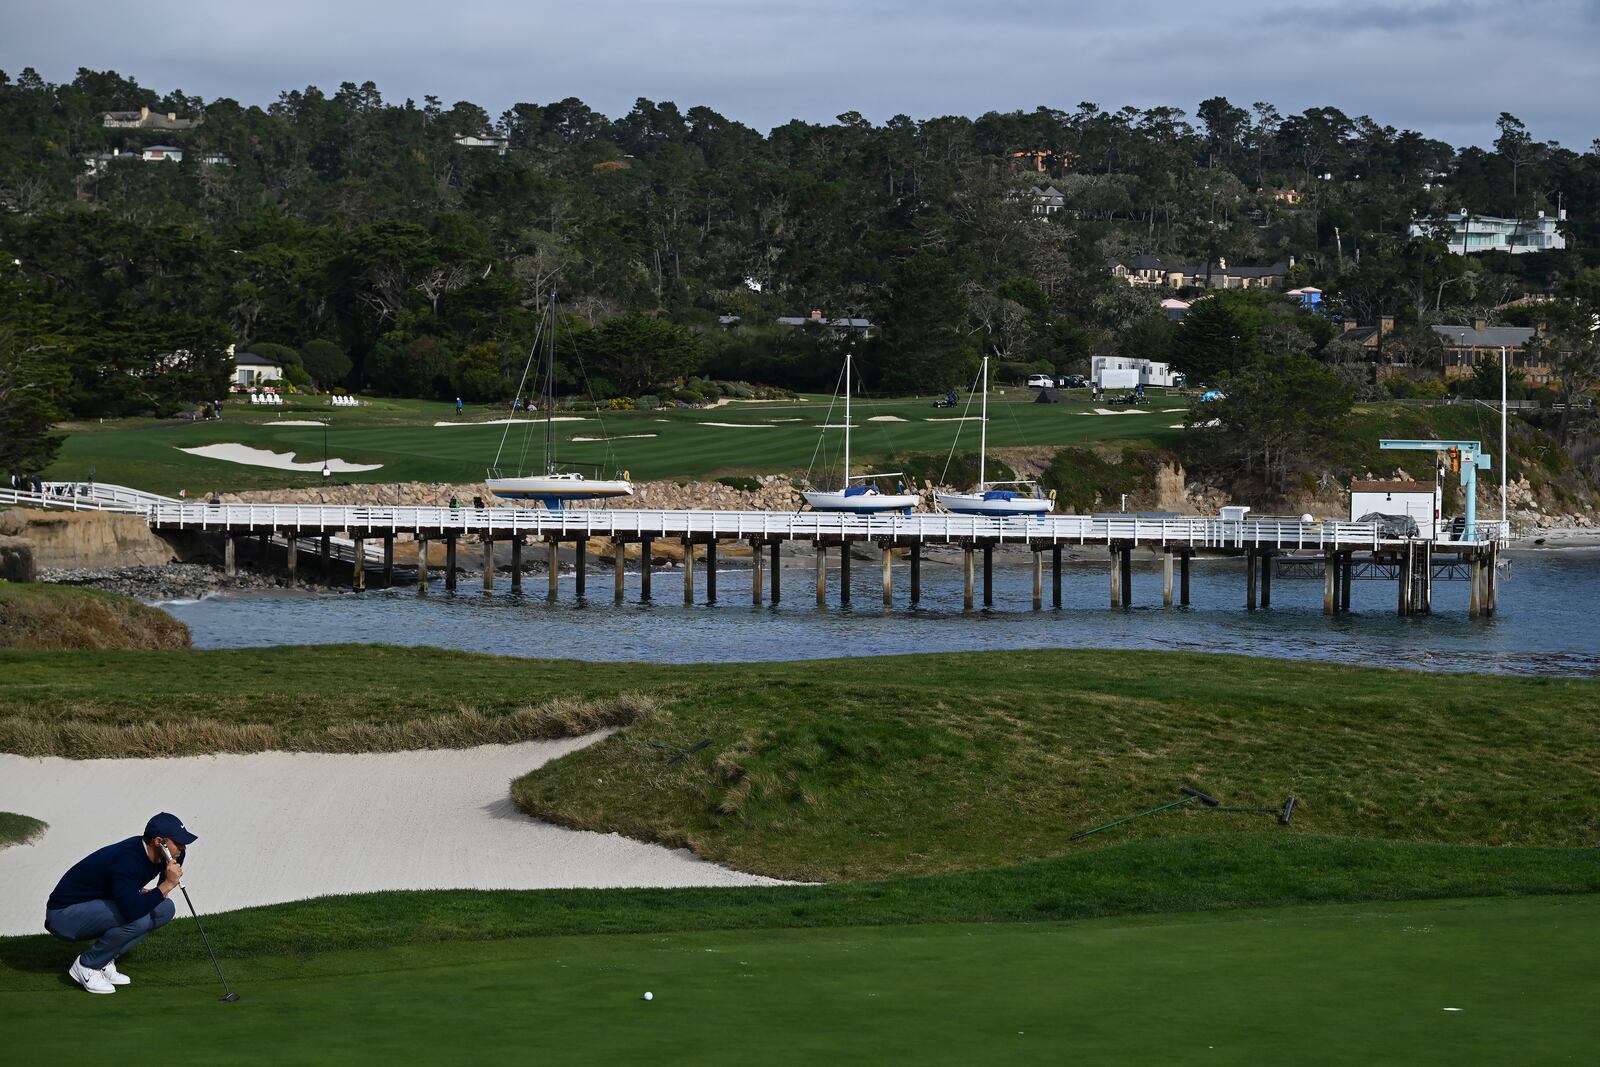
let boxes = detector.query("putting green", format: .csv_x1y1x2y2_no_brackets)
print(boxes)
3,895,1593,1064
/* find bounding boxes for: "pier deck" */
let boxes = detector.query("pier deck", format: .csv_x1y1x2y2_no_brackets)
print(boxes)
2,484,1505,616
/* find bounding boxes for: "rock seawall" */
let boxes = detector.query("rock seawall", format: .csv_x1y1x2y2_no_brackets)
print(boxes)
0,508,177,571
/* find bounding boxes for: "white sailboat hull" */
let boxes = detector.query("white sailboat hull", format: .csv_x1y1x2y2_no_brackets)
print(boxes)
803,489,921,514
487,476,634,503
936,492,1052,517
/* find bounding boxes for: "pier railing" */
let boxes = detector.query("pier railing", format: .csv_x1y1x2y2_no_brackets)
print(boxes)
0,484,1506,551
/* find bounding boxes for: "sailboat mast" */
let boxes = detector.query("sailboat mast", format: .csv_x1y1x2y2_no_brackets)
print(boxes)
843,350,852,483
544,292,556,475
978,356,988,488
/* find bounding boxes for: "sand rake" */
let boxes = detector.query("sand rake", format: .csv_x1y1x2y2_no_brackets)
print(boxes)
1070,787,1296,842
1200,796,1297,826
1070,786,1220,841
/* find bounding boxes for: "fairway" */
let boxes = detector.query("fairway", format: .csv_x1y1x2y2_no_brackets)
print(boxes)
42,393,1185,494
3,895,1592,1064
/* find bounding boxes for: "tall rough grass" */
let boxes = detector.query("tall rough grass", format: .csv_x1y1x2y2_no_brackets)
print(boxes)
0,584,190,651
0,692,658,758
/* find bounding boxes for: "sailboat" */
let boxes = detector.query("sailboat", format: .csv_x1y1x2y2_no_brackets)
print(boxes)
935,356,1053,517
486,293,633,508
801,352,920,514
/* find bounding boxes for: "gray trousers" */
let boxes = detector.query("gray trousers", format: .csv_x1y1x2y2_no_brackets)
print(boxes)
46,897,176,969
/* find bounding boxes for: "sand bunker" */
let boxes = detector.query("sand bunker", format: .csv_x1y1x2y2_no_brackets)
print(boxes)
768,418,804,423
0,737,782,935
867,415,906,422
927,416,984,422
178,444,383,473
271,420,329,427
1076,408,1151,416
435,417,588,427
571,434,657,441
701,422,775,429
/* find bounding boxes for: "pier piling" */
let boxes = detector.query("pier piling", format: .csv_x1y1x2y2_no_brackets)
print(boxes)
1162,549,1174,607
575,538,587,598
1051,545,1062,608
285,534,298,588
682,538,695,605
444,536,457,591
1031,550,1043,611
382,535,394,588
223,535,236,578
815,543,827,607
319,534,332,584
1109,545,1121,608
482,539,494,592
770,542,781,604
353,536,365,592
1260,550,1272,609
1120,544,1133,606
613,541,626,603
910,544,922,605
751,539,764,605
1180,550,1191,606
963,548,975,611
840,544,851,605
1246,548,1257,611
706,541,717,603
882,546,893,607
1323,551,1336,614
982,544,994,608
547,540,559,600
258,531,270,569
639,538,653,601
510,538,522,592
413,537,425,593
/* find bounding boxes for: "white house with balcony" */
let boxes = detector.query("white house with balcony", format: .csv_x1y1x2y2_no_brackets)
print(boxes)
1407,210,1567,254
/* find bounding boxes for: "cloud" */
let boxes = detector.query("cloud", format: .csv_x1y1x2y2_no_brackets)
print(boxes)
0,0,1593,147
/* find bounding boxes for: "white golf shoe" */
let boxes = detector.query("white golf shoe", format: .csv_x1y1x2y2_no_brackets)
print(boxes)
69,956,116,995
102,960,132,986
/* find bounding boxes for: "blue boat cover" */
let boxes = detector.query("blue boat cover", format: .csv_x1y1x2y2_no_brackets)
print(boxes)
842,485,877,497
981,490,1019,500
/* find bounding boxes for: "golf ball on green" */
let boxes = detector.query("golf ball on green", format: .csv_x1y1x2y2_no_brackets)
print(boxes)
643,992,653,1001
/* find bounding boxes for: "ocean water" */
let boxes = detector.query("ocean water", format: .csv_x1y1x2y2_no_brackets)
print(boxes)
163,548,1600,677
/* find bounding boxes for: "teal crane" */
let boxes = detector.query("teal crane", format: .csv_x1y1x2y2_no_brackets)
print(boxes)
1378,439,1493,541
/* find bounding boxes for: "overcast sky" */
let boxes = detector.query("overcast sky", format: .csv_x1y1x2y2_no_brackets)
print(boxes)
3,1,1596,149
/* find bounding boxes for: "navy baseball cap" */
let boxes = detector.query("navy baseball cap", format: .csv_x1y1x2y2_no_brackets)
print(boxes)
144,813,198,846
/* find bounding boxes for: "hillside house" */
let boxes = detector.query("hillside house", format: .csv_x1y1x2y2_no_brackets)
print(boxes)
103,106,201,131
141,145,183,163
1408,210,1568,255
454,133,509,156
776,311,874,338
1030,185,1065,216
1431,320,1548,382
1106,255,1289,291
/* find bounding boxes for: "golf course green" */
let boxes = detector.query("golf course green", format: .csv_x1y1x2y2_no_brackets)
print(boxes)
41,391,1183,494
2,894,1593,1064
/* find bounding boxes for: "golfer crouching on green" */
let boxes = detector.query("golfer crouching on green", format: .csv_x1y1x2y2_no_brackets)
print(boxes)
44,813,197,995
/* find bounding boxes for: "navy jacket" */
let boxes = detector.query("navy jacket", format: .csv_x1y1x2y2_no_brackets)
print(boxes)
47,837,184,921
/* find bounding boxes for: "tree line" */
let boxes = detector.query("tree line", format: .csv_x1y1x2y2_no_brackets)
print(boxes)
2,67,1598,483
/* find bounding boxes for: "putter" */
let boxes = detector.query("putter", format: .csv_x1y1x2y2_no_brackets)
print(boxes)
1070,785,1220,841
159,842,240,1002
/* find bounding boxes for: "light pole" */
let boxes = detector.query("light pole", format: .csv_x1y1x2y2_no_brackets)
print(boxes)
321,420,331,479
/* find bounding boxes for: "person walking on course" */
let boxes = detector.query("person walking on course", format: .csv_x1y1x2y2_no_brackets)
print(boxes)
44,813,198,995
455,396,463,416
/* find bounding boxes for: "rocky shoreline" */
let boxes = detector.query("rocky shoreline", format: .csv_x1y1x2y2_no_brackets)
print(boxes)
39,563,323,602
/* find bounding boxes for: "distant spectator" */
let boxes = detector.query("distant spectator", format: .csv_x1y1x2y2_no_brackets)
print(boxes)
455,397,463,416
473,496,484,511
